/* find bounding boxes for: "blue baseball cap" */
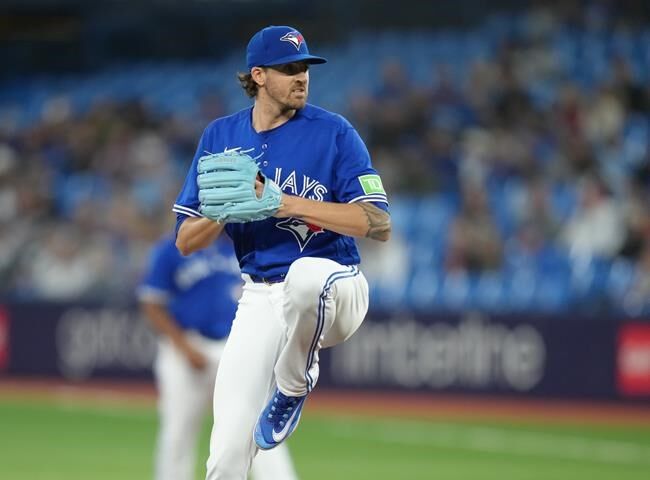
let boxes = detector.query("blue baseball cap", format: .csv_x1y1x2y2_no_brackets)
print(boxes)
246,25,327,70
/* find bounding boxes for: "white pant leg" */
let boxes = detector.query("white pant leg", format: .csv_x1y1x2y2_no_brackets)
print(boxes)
275,257,369,396
206,282,292,480
250,445,299,480
155,335,223,480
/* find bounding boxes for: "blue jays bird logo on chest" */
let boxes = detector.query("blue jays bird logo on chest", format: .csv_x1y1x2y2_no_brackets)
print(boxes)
276,219,324,252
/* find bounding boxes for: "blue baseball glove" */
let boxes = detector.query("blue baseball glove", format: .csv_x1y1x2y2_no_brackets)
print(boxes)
197,152,282,223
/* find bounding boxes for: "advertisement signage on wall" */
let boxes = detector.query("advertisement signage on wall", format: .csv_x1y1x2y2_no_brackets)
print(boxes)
323,310,622,400
7,303,156,380
3,302,649,401
330,312,546,392
617,323,650,397
0,307,9,372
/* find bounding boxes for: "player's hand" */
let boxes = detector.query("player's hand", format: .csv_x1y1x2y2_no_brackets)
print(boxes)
187,348,208,370
255,174,265,198
256,175,288,215
177,342,208,370
272,192,293,218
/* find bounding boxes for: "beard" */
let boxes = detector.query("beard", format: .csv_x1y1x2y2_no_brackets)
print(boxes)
265,81,308,111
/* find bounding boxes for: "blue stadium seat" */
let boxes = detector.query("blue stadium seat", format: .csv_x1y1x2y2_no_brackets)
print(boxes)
473,271,506,312
606,258,635,303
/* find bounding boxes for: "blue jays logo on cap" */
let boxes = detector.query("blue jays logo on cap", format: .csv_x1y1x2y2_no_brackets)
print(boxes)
246,25,327,70
280,31,304,51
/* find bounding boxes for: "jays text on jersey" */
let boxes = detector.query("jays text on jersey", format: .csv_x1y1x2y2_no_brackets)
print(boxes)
173,103,389,278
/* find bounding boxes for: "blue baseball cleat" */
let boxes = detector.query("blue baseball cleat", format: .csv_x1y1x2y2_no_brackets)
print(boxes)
254,388,307,450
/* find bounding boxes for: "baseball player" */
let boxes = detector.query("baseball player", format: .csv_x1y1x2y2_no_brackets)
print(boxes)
173,25,391,480
138,233,298,480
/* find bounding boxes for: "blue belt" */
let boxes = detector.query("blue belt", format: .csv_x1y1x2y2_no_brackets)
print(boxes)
249,273,286,284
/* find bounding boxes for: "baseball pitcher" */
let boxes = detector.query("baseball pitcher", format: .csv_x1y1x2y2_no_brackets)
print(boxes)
173,25,391,480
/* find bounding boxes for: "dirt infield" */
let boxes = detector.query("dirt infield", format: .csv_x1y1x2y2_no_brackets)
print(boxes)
1,377,649,427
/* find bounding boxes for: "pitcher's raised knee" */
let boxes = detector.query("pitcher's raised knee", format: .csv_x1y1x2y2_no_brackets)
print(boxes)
284,257,333,307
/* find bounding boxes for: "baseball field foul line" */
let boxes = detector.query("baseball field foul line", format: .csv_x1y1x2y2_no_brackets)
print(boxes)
327,421,650,466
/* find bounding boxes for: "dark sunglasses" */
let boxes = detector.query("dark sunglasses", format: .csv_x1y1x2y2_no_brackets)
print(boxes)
266,62,310,75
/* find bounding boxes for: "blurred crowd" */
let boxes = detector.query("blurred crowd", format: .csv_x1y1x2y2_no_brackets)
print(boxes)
352,7,650,315
1,6,650,314
0,95,227,301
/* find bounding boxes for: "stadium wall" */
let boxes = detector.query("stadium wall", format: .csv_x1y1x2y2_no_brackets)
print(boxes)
1,302,649,403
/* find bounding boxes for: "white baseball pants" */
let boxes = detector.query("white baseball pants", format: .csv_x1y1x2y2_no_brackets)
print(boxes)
154,331,297,480
206,257,369,480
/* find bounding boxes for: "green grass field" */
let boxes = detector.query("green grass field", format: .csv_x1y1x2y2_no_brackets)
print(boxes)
1,395,649,480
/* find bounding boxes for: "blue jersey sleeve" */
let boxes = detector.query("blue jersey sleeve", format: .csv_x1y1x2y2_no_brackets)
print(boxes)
137,239,179,304
173,130,207,230
333,124,389,212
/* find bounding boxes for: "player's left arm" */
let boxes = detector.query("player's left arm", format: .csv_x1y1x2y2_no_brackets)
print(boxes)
274,196,391,241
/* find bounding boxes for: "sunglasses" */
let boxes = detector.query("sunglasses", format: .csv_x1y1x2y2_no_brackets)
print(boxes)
266,62,310,75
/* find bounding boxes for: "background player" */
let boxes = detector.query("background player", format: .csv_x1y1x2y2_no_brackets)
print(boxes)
138,232,298,480
173,25,391,480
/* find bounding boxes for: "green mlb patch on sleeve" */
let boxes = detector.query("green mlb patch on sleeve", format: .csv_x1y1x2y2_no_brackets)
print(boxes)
358,175,386,195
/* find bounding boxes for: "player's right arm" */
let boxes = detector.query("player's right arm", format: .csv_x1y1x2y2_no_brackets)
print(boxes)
281,121,391,242
274,195,391,241
176,217,224,256
140,300,208,370
138,239,208,370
